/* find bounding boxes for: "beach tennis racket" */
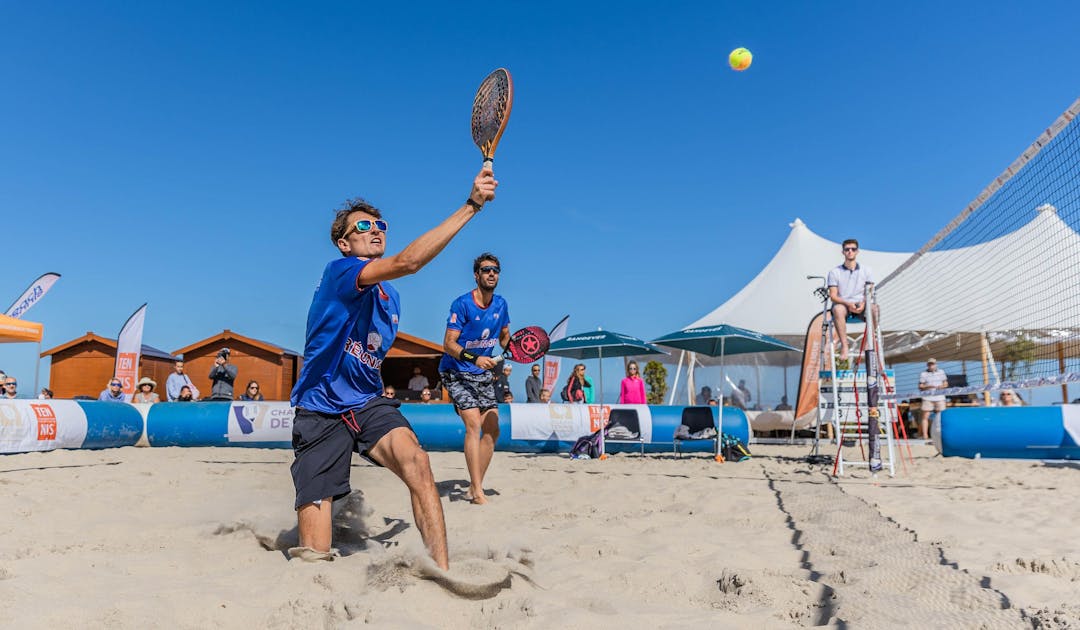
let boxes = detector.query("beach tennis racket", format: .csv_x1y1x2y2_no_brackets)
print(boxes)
500,326,550,364
471,68,513,171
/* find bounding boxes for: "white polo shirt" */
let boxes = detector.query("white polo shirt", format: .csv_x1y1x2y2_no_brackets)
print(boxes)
919,369,948,402
827,263,875,303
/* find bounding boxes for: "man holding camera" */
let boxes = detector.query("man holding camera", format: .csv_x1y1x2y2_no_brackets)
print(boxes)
208,348,238,400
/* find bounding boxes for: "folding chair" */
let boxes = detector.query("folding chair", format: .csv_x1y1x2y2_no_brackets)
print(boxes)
674,406,719,457
604,408,646,455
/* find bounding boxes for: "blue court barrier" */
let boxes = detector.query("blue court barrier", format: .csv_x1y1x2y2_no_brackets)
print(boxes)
0,400,143,454
145,401,749,454
940,404,1080,460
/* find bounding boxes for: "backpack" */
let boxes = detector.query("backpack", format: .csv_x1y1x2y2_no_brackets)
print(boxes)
570,429,602,459
720,433,752,462
560,383,571,402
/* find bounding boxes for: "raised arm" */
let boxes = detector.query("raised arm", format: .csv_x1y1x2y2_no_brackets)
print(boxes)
359,169,497,285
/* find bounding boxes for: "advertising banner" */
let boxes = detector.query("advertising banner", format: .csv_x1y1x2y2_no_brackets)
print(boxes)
228,401,295,443
115,304,147,396
4,272,61,319
0,400,88,454
510,403,652,443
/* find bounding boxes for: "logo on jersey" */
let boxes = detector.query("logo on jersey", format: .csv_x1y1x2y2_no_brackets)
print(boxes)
367,331,382,352
450,313,457,324
345,337,384,369
392,314,398,324
481,328,490,339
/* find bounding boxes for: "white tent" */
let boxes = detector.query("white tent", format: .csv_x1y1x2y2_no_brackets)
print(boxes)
878,204,1080,361
685,218,912,349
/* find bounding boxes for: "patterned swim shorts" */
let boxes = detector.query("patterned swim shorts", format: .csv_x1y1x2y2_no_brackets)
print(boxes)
440,369,498,412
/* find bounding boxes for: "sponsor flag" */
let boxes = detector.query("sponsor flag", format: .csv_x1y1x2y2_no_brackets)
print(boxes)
542,315,570,394
4,272,61,319
794,312,825,422
115,304,147,396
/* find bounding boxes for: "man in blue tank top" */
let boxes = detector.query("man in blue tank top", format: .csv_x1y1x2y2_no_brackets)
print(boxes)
439,253,510,505
289,169,497,569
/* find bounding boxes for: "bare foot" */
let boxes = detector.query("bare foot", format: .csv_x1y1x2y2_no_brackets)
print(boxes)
464,489,488,505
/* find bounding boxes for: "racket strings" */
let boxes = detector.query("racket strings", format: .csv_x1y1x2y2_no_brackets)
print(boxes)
471,71,511,158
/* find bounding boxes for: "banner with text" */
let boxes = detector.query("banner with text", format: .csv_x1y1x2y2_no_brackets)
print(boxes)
4,272,61,319
115,304,147,396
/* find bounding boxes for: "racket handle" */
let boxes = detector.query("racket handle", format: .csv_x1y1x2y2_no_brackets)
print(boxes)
482,158,494,172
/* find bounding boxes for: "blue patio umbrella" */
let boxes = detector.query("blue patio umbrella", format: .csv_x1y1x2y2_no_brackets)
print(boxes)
653,325,797,453
547,329,666,404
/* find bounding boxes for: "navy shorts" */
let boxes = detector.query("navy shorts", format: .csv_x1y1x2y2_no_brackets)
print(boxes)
290,397,413,509
440,369,497,412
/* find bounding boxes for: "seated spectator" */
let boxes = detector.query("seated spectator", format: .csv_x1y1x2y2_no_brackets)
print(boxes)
98,377,131,403
708,398,719,407
998,390,1023,406
539,388,551,403
775,395,792,411
408,366,429,391
132,377,160,403
503,391,514,403
239,380,265,401
383,384,397,399
177,385,195,402
696,386,712,406
419,387,434,403
39,388,54,400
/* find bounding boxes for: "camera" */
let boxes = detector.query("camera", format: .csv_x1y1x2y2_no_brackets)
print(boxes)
217,348,231,359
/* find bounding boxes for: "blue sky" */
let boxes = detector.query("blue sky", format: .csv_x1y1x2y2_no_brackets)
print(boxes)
2,1,1078,400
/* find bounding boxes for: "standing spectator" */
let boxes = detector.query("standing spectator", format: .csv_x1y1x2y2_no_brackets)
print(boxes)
132,377,160,403
618,361,646,404
166,360,198,402
240,380,265,401
2,375,18,399
696,386,713,406
494,363,512,403
439,252,511,506
525,364,542,403
98,377,131,402
737,379,752,408
208,348,238,401
827,238,879,362
562,364,587,403
918,358,948,440
775,395,792,411
581,366,595,404
407,366,429,392
177,385,195,402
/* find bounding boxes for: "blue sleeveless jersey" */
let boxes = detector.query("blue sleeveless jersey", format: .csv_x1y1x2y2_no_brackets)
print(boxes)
438,291,510,375
291,257,400,414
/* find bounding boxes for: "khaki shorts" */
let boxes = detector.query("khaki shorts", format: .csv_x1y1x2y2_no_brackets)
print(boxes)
920,399,946,413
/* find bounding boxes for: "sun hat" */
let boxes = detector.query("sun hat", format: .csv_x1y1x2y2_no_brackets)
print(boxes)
137,376,157,389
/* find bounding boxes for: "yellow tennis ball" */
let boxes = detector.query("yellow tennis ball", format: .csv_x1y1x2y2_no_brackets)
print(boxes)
729,47,753,71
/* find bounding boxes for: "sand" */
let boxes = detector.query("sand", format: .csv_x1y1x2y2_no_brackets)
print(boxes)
1,444,1077,628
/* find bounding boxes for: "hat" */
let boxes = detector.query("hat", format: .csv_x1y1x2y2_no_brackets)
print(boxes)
137,376,157,389
927,358,937,364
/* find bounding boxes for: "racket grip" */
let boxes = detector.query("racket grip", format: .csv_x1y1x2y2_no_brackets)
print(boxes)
482,158,494,172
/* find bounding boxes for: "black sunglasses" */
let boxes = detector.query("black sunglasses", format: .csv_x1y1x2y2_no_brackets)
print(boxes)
478,265,500,274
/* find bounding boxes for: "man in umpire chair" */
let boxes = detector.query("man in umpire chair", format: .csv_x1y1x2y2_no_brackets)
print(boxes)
827,238,880,363
288,168,497,568
439,253,511,506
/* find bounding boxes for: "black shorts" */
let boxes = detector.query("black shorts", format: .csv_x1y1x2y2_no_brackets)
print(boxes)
440,369,498,412
290,397,413,509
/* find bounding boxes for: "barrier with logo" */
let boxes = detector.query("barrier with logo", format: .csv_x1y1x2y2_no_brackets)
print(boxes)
145,401,748,453
939,404,1080,460
0,400,143,454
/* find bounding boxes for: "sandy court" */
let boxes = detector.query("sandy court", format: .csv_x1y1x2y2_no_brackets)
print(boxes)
1,444,1078,628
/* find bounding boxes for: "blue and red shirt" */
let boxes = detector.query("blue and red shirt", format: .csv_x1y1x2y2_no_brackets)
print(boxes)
438,291,510,375
291,257,399,414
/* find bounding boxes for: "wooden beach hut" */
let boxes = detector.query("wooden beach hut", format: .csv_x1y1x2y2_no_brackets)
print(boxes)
41,332,178,399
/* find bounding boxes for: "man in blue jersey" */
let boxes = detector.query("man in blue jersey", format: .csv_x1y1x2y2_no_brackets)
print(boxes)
439,253,511,505
289,169,497,569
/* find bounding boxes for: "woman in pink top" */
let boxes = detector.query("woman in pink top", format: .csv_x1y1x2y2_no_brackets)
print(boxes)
618,361,647,404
